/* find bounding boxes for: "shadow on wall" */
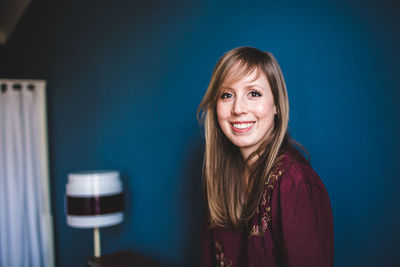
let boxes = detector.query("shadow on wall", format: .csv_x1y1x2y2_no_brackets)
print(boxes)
180,132,205,265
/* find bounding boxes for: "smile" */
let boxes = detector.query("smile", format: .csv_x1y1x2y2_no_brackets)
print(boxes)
231,121,255,132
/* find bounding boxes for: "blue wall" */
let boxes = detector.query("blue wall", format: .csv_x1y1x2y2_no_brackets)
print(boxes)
1,0,399,266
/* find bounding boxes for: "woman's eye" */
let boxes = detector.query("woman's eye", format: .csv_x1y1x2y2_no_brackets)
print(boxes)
249,91,262,97
221,92,233,99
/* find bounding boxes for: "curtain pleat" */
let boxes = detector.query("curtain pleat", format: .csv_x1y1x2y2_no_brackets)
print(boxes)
0,82,50,267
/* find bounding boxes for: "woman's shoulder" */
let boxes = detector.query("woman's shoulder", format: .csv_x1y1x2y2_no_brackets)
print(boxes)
249,143,331,238
272,143,329,200
248,144,306,237
266,143,308,186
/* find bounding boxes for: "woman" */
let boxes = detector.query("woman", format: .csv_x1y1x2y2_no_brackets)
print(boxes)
198,47,334,267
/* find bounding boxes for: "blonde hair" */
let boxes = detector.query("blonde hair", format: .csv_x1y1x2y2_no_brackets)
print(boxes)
198,47,290,229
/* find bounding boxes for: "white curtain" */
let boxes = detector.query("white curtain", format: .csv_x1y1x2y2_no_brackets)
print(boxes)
0,80,54,267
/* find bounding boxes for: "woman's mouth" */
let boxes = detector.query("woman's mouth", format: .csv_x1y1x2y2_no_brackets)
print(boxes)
231,121,255,132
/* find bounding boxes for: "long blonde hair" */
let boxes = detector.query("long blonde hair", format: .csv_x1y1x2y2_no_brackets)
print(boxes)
197,47,290,229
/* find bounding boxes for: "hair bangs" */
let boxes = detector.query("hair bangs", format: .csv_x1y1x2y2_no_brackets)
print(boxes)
221,59,263,89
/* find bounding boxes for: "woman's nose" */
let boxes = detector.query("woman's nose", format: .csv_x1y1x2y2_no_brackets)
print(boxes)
232,96,247,115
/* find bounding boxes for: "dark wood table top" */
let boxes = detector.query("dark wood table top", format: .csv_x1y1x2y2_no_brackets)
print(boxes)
87,250,163,267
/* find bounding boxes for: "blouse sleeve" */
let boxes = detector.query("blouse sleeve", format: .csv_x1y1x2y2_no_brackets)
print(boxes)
271,163,334,267
200,210,214,267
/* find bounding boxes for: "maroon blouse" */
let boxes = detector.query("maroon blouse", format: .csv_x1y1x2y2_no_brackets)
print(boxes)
200,145,334,267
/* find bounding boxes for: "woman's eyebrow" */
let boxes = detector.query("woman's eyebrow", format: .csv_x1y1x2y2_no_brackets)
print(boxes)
245,84,266,91
219,86,233,90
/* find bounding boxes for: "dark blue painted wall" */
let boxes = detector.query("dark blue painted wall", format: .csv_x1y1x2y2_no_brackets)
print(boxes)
1,0,399,266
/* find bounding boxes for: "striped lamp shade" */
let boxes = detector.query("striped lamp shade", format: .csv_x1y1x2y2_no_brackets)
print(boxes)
66,170,124,228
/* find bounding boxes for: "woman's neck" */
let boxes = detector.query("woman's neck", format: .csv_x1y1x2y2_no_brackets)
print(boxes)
241,149,259,167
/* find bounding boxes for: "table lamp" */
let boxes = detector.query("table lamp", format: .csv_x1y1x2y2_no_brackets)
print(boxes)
66,170,124,257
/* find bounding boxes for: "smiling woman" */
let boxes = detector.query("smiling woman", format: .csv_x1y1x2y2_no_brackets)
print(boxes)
198,47,334,267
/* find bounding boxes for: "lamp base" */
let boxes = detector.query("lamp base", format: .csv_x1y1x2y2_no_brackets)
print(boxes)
94,227,101,258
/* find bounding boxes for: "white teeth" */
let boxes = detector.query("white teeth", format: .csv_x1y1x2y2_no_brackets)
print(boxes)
233,122,254,129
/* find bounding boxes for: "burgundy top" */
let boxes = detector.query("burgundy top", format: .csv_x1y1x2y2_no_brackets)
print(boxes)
200,144,334,267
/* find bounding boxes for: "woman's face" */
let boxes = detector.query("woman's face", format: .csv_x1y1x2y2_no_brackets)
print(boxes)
216,69,276,160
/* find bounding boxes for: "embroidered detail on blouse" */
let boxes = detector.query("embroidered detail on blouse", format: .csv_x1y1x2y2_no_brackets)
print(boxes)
249,156,285,238
215,240,233,267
